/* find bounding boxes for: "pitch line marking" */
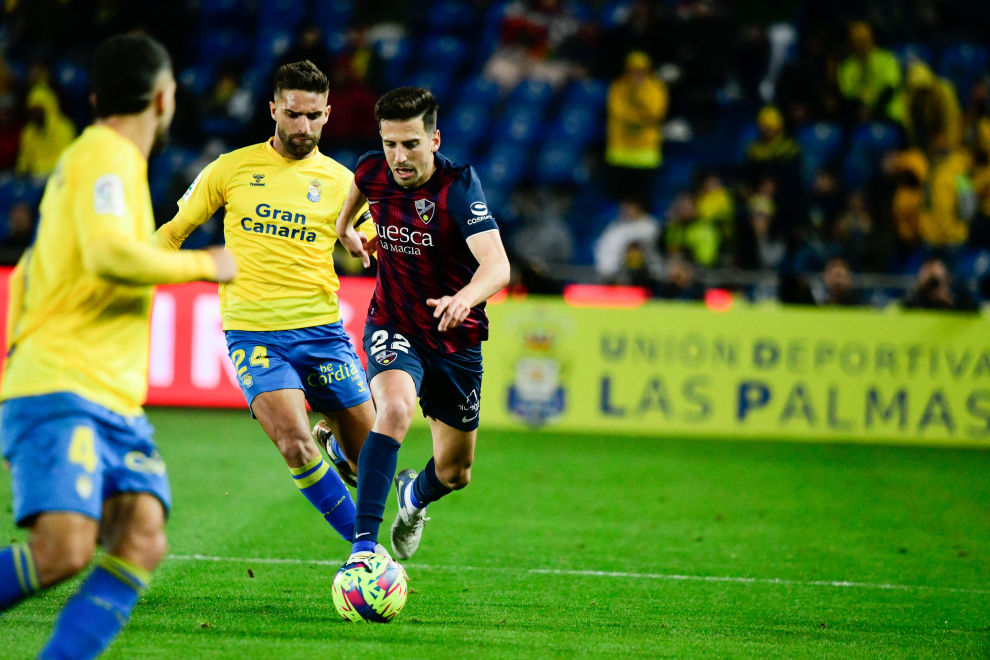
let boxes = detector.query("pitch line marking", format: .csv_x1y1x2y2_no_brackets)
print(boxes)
165,554,988,596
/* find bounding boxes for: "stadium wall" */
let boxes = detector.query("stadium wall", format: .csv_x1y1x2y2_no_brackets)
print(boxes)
0,268,987,446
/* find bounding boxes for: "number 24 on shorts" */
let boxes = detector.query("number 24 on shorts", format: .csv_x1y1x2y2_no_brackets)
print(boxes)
230,345,271,376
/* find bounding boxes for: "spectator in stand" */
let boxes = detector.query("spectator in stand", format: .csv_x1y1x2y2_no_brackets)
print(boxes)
694,171,735,261
889,148,928,248
0,201,36,264
0,96,23,171
655,252,704,301
746,182,785,270
322,56,379,152
511,188,575,268
594,199,661,283
819,257,860,306
970,118,990,248
833,191,884,271
836,21,903,124
280,26,334,79
744,105,803,233
903,257,978,311
203,62,253,126
903,61,962,152
606,50,668,209
15,80,75,180
662,191,720,267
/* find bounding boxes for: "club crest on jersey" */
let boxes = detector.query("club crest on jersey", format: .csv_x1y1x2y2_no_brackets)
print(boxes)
414,198,435,225
375,350,398,366
307,179,322,203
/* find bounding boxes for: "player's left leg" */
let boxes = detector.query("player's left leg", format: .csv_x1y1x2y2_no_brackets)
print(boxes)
38,492,166,660
391,419,476,560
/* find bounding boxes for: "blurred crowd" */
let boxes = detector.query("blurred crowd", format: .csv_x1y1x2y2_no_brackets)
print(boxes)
0,0,989,311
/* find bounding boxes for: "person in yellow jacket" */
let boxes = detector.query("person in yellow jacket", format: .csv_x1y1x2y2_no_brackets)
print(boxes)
606,51,668,208
903,61,962,152
919,146,974,247
15,81,76,179
837,21,903,123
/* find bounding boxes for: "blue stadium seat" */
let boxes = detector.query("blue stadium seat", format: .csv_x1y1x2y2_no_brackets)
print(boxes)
508,80,555,110
179,64,215,96
456,76,501,108
734,122,759,164
257,0,304,30
327,149,359,172
314,0,353,32
478,145,530,188
374,37,413,89
795,122,843,188
199,29,250,65
422,36,468,72
408,69,455,106
443,101,491,151
940,43,990,104
536,145,588,185
843,122,902,189
325,29,350,54
546,104,600,146
563,79,607,109
428,0,477,33
893,43,933,68
437,143,472,168
497,105,544,144
254,29,294,66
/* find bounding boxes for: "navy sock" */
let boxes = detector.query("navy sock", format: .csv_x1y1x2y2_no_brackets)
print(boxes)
411,457,453,508
0,543,40,611
290,456,356,542
39,555,150,660
353,431,401,549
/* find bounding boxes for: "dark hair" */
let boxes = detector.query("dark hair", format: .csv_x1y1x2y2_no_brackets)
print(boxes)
273,60,329,98
374,87,439,133
91,33,172,118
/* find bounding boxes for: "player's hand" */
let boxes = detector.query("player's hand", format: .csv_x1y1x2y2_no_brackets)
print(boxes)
427,294,472,332
207,247,238,283
340,228,370,268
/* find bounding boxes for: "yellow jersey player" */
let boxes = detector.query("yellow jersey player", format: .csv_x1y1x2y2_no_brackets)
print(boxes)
0,34,236,659
155,60,379,550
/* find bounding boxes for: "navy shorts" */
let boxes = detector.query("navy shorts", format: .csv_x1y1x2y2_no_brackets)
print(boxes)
0,392,171,526
363,324,483,432
225,321,371,414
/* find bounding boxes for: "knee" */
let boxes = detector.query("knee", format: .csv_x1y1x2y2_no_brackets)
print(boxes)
376,397,415,436
126,526,168,569
31,529,97,585
271,426,313,464
437,461,472,490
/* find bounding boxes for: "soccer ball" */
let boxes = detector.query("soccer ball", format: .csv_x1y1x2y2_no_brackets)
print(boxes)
332,553,408,622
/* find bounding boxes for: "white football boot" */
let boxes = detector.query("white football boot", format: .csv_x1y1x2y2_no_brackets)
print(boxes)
389,469,430,560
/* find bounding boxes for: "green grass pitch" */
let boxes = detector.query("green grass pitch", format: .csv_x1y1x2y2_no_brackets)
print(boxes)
0,408,988,658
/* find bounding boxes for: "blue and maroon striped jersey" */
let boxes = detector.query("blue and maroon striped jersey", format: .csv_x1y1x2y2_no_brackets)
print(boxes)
354,151,499,354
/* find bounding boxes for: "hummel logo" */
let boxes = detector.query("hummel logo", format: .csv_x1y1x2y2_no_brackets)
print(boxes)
250,173,265,187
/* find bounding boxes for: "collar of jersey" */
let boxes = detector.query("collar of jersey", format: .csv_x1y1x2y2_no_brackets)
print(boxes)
86,124,145,163
264,138,324,167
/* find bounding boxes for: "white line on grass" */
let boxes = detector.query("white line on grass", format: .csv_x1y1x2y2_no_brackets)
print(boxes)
166,554,988,596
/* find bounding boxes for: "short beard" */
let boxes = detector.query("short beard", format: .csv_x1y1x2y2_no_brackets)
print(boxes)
150,120,169,158
277,123,320,158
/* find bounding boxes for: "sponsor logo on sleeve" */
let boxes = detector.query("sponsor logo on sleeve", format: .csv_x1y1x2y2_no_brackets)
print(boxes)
93,173,126,217
467,200,494,224
181,170,204,202
470,201,488,216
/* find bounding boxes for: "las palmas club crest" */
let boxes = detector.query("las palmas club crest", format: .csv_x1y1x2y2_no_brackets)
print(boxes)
307,179,322,202
415,198,435,224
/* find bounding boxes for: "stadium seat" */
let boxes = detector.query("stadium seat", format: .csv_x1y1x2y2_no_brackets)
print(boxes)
314,0,353,32
562,79,607,110
456,76,502,107
478,145,530,188
734,122,759,164
535,145,588,185
893,43,934,68
508,80,556,111
437,143,472,168
546,104,600,146
843,122,902,189
408,69,455,107
940,43,990,104
443,101,491,151
179,64,215,97
795,122,843,188
199,29,250,65
257,0,304,31
327,149,359,172
374,37,413,89
496,105,544,144
421,36,468,72
254,29,294,66
428,0,477,33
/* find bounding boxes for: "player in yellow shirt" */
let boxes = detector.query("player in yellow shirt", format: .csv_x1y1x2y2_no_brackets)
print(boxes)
0,34,236,659
155,60,378,549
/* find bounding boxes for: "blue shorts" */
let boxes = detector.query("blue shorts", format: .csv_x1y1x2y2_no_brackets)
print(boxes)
225,321,371,414
363,324,483,432
0,392,171,527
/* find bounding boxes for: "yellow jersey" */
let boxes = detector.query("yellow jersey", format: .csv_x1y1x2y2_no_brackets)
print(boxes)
157,139,374,331
1,125,217,416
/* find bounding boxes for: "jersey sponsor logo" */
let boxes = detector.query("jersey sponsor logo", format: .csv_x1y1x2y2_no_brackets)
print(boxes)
240,218,317,242
458,388,481,423
93,173,126,217
375,350,398,366
251,173,266,187
415,198,436,225
182,169,204,202
467,216,492,225
308,178,322,202
469,201,488,216
374,221,435,256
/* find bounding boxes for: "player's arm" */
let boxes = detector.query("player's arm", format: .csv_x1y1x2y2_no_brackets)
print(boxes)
429,230,510,332
336,179,374,267
154,159,226,251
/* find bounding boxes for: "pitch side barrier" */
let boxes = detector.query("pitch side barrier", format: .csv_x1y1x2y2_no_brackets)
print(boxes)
0,269,986,447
